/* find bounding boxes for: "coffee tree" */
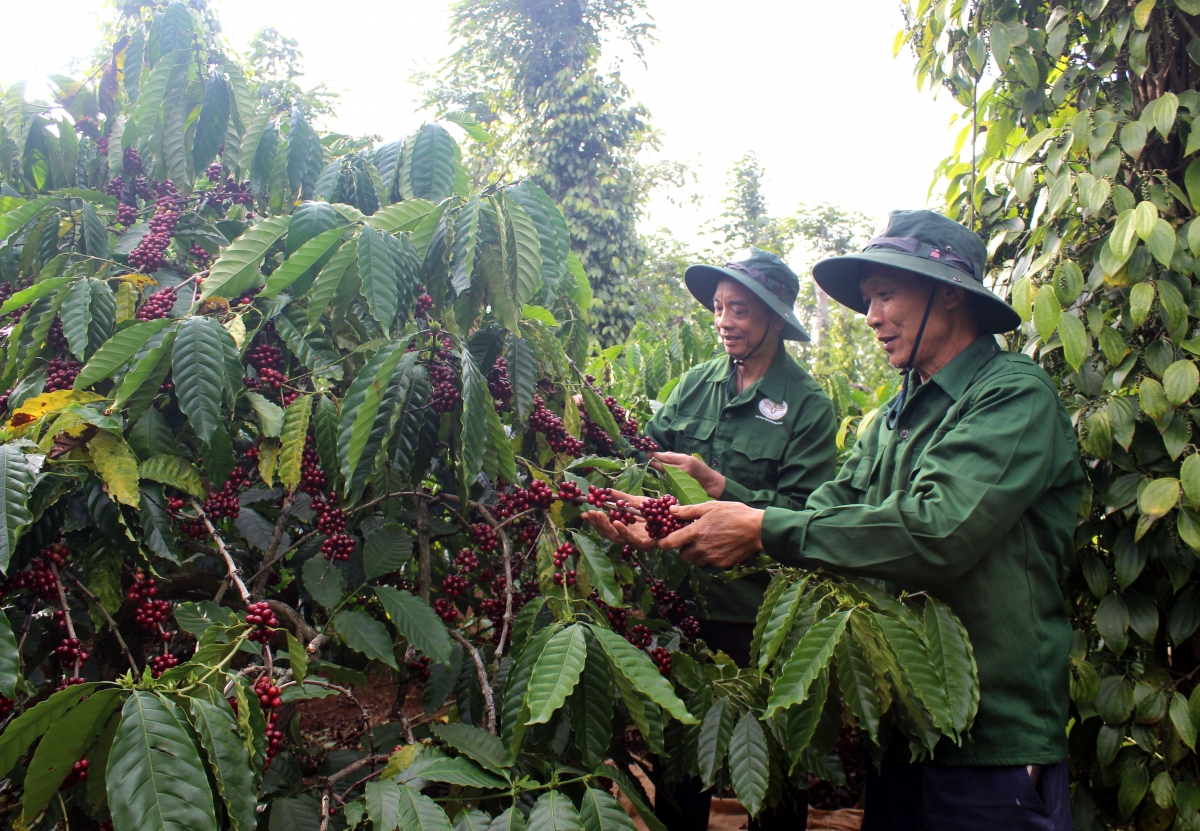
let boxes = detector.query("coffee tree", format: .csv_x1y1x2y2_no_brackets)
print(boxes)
906,0,1200,826
0,4,981,830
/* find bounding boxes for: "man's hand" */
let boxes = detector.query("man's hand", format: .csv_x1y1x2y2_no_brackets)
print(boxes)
580,491,656,551
651,452,726,499
657,502,765,568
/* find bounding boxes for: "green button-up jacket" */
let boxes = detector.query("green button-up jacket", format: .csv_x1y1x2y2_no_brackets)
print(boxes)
761,336,1083,765
646,347,837,623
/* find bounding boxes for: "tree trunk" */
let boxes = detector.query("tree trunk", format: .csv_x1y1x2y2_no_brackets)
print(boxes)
814,287,830,353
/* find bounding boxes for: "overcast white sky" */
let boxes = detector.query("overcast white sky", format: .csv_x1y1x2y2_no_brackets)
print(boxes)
0,0,962,249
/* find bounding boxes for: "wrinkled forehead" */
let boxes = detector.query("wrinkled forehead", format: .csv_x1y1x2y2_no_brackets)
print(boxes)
713,277,768,307
860,266,929,296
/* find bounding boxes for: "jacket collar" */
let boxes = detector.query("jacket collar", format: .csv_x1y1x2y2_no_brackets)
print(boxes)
715,345,798,403
927,335,1002,401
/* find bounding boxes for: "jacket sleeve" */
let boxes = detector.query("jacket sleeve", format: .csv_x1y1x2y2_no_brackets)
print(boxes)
760,374,1071,583
720,391,838,510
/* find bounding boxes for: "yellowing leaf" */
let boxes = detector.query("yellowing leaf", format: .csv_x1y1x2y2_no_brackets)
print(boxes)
258,437,280,487
1134,0,1156,29
1130,282,1155,327
6,391,102,431
1182,455,1200,509
88,431,141,507
278,395,313,491
1163,360,1199,407
120,273,159,289
137,454,206,499
224,314,246,349
1139,477,1180,521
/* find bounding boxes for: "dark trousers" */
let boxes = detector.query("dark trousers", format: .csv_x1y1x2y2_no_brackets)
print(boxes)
863,758,1072,831
654,620,808,831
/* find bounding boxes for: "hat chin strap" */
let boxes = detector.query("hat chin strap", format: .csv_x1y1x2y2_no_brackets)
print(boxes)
885,286,938,431
726,326,775,400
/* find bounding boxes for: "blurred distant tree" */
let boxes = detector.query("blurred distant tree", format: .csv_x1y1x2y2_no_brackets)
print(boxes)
711,152,794,256
244,27,339,121
425,0,661,344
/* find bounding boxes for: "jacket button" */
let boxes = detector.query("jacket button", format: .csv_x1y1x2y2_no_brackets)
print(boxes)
900,429,909,439
724,412,732,419
712,458,720,468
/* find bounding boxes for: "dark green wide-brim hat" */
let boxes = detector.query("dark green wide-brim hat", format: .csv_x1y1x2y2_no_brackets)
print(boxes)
684,248,810,342
812,209,1021,334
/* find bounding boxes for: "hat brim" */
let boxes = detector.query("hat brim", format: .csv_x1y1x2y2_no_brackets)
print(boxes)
811,250,1021,334
684,264,810,342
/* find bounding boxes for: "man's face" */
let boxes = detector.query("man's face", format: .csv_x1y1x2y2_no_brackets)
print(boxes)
712,278,781,360
862,268,942,369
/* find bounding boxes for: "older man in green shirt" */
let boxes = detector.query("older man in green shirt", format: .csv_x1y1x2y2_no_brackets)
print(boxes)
592,211,1083,830
643,248,836,831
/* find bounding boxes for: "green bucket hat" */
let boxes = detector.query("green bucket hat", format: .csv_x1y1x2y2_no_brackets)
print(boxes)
812,209,1020,334
684,248,810,342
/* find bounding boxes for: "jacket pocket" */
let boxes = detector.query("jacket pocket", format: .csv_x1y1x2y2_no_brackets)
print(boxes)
677,416,716,456
850,452,877,490
729,428,788,461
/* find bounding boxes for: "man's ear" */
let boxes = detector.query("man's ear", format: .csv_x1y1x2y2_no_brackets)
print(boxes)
940,284,968,310
771,314,786,332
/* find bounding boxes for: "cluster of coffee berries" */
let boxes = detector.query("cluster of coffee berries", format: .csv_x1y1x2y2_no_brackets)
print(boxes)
105,175,125,198
587,486,637,525
620,544,636,562
579,405,618,455
149,653,180,678
313,497,354,561
557,481,583,503
46,316,68,352
472,523,500,553
254,675,285,771
117,203,138,226
3,557,59,601
552,543,574,568
530,396,585,456
429,360,460,413
434,598,457,622
454,549,478,572
127,186,181,272
641,495,687,539
136,287,176,320
597,597,629,632
245,341,286,390
626,623,652,648
130,576,171,633
123,147,143,175
55,638,88,665
648,579,698,637
188,245,210,265
56,675,88,691
651,647,672,674
44,358,81,392
552,570,577,586
206,162,223,182
441,574,469,598
300,436,327,494
245,601,278,643
487,357,512,403
44,542,70,567
59,758,89,790
75,116,99,139
414,287,434,318
409,656,431,683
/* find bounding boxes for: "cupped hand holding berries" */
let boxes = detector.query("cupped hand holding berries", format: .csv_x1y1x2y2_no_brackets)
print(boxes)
580,490,656,551
650,452,726,499
656,502,765,568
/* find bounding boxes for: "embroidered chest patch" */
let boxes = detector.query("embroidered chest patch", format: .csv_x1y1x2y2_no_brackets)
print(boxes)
758,398,788,421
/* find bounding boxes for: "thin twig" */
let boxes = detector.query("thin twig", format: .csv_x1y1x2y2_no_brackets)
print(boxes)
450,630,496,735
191,499,252,605
61,569,139,674
48,564,82,677
473,503,516,663
267,599,316,642
416,494,433,604
249,492,296,597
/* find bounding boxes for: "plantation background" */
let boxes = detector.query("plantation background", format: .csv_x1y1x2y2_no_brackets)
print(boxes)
0,1,1198,830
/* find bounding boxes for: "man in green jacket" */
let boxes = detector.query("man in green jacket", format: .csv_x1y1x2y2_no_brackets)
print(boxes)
644,248,836,831
592,212,1082,830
